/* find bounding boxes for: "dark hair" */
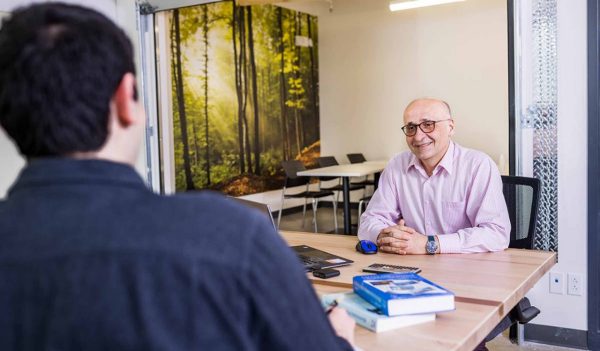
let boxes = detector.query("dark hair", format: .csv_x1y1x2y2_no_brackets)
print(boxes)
0,3,136,157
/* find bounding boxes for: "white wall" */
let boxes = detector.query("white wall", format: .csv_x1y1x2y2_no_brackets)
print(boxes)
526,0,587,331
317,0,508,165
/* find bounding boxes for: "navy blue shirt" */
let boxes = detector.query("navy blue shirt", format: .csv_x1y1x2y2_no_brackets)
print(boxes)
0,159,352,351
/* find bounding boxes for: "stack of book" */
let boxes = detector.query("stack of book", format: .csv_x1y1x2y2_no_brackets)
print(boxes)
321,273,454,333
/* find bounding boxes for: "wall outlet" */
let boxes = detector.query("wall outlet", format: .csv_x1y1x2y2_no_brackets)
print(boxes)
567,273,583,296
549,272,564,294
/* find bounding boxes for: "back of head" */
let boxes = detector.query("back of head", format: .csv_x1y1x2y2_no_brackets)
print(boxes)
0,3,136,158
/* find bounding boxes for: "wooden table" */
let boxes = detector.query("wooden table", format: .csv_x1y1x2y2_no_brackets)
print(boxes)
297,161,387,234
280,231,557,351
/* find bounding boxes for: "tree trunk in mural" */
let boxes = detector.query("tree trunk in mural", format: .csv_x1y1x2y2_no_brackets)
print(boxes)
202,5,211,186
247,7,261,174
307,14,318,140
173,9,195,190
277,7,290,160
293,12,302,156
232,3,245,174
240,9,253,174
192,119,200,165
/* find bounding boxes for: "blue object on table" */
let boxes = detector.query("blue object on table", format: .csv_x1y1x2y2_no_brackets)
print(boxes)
355,240,378,254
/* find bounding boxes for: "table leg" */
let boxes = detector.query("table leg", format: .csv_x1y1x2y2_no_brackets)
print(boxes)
342,176,351,234
374,172,381,191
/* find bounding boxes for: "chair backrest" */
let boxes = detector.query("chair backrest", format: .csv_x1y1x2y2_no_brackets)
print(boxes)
347,153,367,164
281,160,310,187
317,156,339,167
316,156,339,182
501,175,541,250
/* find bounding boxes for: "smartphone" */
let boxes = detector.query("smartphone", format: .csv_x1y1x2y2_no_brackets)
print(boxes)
362,263,421,274
312,268,341,279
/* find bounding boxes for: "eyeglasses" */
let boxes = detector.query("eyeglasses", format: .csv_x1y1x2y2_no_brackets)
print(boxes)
401,119,452,137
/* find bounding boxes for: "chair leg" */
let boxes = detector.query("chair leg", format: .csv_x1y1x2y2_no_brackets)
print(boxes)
358,200,364,219
508,323,524,344
277,186,286,229
312,198,318,232
332,195,338,232
516,323,525,345
302,199,308,229
363,179,367,199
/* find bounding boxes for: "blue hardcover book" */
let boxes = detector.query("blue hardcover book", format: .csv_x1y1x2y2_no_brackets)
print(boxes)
353,273,455,316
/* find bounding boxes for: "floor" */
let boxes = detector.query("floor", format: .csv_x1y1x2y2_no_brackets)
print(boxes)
277,208,581,351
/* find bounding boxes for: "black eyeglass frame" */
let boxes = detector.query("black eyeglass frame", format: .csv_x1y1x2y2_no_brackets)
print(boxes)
401,118,453,137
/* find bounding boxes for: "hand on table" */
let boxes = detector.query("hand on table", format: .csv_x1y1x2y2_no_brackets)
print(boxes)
327,307,356,347
376,219,429,255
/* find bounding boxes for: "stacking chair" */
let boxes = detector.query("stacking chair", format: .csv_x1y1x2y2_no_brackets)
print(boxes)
484,175,542,345
357,195,372,219
277,160,338,233
346,153,376,193
346,153,367,164
317,156,365,220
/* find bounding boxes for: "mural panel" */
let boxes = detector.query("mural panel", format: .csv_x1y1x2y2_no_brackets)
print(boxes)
165,2,320,195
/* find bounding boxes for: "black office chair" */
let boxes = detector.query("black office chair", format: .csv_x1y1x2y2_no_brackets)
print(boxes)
483,176,542,345
501,175,542,343
277,160,338,233
502,176,541,250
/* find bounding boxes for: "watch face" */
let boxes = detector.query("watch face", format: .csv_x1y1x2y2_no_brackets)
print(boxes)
426,239,437,254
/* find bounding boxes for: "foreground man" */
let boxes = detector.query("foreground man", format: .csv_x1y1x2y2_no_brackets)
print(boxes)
0,3,354,350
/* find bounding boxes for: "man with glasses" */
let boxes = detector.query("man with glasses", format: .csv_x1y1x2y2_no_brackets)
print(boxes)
358,98,510,256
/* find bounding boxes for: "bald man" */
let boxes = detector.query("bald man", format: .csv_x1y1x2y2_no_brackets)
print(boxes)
358,98,511,255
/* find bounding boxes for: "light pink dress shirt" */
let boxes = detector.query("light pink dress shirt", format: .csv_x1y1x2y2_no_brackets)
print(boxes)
358,142,510,253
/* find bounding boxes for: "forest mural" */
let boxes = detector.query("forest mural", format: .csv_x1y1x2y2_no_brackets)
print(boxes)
167,1,320,195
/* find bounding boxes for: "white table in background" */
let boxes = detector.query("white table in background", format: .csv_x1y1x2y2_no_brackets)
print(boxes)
297,161,387,234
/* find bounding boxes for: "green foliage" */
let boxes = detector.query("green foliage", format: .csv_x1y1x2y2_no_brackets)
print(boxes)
260,148,283,176
169,3,320,195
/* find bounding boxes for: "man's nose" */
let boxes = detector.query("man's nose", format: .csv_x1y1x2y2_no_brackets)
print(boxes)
413,126,428,139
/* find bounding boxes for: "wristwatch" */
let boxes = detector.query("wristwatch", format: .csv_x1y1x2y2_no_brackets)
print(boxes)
426,235,438,255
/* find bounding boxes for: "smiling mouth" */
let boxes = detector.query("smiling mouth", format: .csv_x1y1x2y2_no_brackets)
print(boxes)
413,141,433,148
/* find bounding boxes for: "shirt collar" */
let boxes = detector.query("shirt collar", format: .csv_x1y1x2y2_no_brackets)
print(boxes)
406,141,456,176
436,141,455,175
8,157,147,197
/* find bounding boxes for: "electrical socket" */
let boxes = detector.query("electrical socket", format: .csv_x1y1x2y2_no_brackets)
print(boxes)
549,272,564,294
567,273,583,296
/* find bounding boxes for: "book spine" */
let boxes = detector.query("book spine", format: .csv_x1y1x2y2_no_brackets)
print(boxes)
341,304,377,332
322,294,377,332
353,279,389,316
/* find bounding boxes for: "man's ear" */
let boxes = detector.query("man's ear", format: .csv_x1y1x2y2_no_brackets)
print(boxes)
113,73,139,127
448,119,455,136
